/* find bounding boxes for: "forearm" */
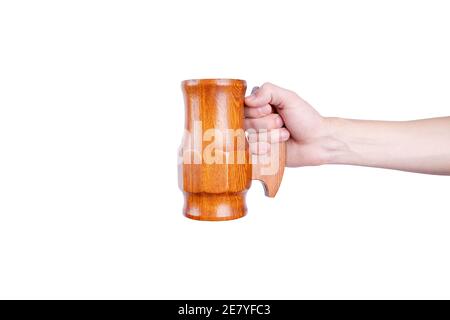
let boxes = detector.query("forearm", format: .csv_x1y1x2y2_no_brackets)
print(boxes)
324,117,450,175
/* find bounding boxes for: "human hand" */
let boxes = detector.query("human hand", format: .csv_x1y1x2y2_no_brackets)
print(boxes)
245,83,450,174
245,83,331,167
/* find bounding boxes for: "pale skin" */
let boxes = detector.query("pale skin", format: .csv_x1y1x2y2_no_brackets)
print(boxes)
245,83,450,175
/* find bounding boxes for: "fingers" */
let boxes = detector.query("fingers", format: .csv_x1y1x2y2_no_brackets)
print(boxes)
248,128,289,155
244,83,294,156
249,141,271,155
245,113,283,130
247,128,290,143
245,82,294,109
244,104,272,118
248,130,289,155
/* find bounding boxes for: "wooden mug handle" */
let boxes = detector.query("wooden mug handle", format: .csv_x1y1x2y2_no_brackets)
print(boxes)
248,85,286,197
251,141,286,197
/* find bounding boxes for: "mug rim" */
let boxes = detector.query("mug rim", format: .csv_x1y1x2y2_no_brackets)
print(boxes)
182,78,246,86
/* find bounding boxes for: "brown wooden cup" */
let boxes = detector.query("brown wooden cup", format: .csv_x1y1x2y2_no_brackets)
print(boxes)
179,79,285,221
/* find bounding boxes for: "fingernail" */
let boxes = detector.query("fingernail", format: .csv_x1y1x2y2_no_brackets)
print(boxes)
251,86,259,94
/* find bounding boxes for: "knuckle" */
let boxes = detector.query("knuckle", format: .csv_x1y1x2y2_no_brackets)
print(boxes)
261,82,274,90
290,91,300,99
286,90,300,102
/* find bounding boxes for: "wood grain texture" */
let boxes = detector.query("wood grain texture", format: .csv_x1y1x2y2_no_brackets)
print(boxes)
179,79,285,221
252,141,286,197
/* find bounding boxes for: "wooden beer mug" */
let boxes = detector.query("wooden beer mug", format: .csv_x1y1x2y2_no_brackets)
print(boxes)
178,79,286,221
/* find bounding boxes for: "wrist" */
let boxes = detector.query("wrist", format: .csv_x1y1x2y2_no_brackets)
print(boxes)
321,117,356,165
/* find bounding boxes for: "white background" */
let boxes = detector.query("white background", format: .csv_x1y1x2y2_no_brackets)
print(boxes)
0,0,449,299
